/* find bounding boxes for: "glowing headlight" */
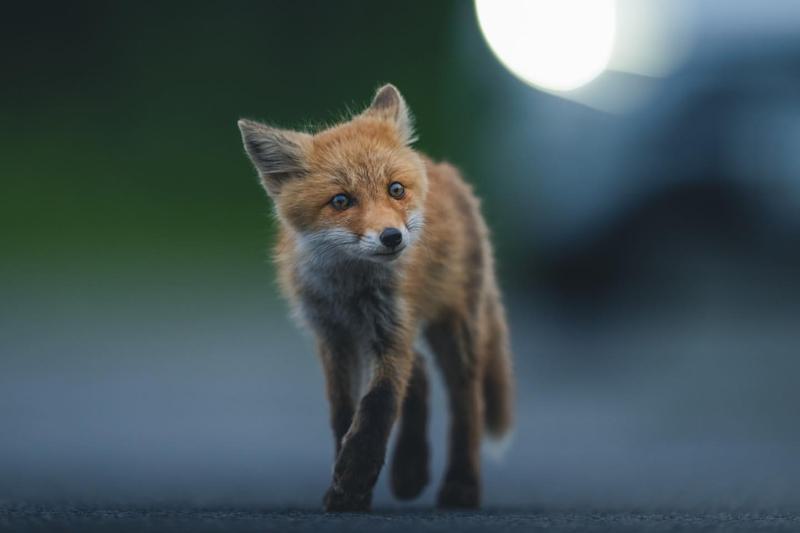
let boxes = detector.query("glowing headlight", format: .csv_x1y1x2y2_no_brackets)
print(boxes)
475,0,616,92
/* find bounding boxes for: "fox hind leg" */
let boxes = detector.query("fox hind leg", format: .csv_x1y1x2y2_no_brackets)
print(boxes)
390,351,431,500
425,316,483,509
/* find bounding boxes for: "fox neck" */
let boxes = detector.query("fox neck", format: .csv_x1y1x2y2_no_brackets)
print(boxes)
297,246,400,296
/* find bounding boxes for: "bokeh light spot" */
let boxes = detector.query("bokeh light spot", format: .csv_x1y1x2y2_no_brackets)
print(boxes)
475,0,617,92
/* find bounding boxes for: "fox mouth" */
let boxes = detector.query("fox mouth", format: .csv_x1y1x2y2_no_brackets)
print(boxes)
372,246,406,260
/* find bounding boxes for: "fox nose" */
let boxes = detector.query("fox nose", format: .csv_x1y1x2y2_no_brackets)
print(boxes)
379,227,403,248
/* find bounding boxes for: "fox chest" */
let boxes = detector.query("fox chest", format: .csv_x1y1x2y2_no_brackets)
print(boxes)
296,274,403,356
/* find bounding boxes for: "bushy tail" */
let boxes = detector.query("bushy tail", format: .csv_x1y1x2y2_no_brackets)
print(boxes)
482,302,514,438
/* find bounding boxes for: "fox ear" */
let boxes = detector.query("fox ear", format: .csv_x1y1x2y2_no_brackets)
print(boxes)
363,84,415,144
237,119,312,196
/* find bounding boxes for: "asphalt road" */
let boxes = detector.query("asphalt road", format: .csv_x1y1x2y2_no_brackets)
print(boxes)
2,505,800,533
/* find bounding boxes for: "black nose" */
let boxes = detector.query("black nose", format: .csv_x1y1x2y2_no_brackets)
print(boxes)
379,227,403,248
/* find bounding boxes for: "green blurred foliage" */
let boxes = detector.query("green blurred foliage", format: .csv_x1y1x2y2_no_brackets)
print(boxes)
2,1,511,274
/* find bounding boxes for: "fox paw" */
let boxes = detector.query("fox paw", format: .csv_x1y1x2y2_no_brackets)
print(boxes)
390,439,430,500
437,479,480,509
323,486,372,513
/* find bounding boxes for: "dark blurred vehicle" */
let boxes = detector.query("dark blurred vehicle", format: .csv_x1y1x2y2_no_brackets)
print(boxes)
482,6,800,313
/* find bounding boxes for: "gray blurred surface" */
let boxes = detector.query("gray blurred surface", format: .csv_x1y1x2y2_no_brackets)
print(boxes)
2,506,800,533
2,268,799,509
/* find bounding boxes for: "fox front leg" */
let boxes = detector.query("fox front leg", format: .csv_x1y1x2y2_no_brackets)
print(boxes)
317,341,357,457
323,351,412,512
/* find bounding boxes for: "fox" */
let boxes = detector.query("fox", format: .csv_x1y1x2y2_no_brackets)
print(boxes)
237,84,513,512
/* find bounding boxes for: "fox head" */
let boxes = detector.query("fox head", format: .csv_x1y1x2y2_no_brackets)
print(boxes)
238,84,427,265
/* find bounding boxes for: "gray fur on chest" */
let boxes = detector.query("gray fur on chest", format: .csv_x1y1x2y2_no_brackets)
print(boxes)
296,260,402,356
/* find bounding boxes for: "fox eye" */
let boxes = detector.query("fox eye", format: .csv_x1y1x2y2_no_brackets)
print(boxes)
388,182,405,199
330,193,352,211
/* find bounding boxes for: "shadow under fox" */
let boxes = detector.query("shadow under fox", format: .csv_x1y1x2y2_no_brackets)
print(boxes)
238,84,513,511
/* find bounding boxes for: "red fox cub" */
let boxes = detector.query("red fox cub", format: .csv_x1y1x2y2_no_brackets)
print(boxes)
238,85,513,512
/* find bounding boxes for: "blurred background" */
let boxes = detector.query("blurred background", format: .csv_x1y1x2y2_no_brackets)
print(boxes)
2,0,799,509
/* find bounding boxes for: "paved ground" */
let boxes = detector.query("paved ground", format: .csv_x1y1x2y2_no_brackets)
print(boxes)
2,505,800,533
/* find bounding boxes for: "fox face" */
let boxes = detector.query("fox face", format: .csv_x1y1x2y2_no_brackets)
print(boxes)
239,85,427,265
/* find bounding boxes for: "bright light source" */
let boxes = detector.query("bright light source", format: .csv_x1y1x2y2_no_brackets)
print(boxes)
475,0,617,92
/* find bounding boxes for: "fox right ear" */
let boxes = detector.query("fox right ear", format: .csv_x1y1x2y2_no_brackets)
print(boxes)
363,84,415,145
237,119,312,196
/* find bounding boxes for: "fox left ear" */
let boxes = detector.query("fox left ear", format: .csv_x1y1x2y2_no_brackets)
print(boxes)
237,119,312,197
363,84,416,144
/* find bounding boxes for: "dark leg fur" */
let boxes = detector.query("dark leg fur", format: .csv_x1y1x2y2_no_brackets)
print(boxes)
324,376,402,512
390,352,431,500
318,342,356,456
426,318,483,509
